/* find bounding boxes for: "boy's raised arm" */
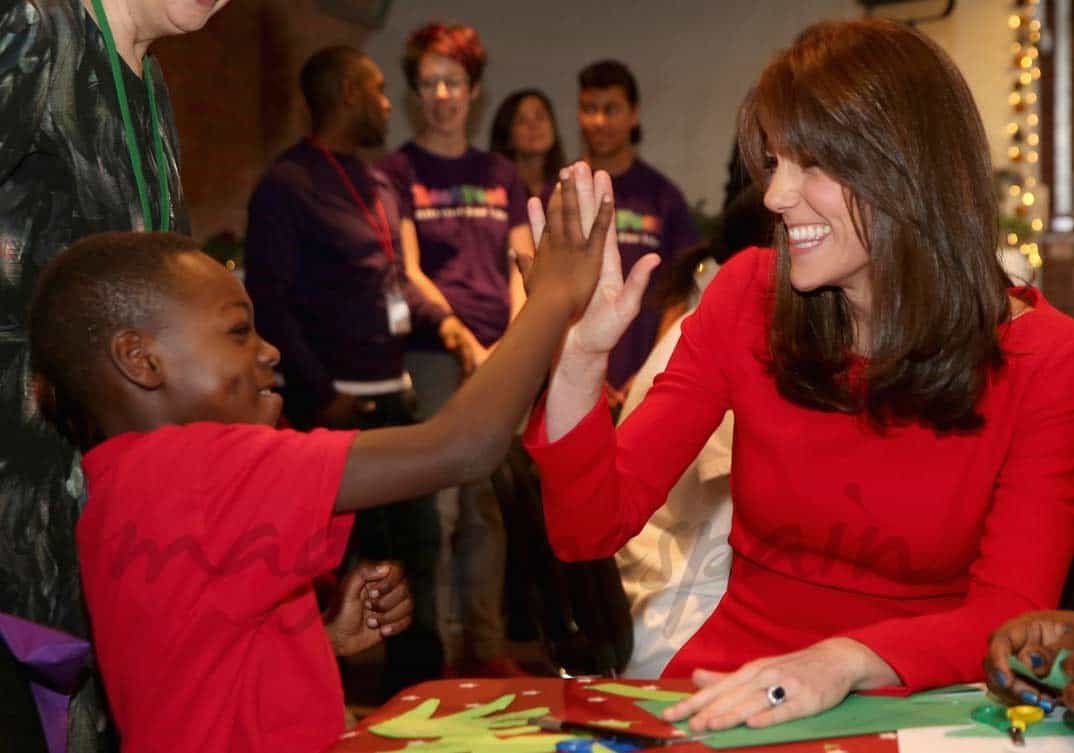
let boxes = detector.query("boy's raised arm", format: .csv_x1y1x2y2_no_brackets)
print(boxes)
333,163,615,512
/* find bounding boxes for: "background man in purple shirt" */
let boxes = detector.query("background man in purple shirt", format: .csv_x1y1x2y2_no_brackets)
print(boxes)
577,60,700,407
243,46,475,699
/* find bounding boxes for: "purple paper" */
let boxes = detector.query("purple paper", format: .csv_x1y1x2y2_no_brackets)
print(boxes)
0,611,90,753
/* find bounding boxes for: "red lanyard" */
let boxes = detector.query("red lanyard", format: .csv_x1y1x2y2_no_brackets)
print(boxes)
310,136,395,263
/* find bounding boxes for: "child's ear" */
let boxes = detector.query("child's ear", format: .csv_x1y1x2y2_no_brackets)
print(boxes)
109,330,163,390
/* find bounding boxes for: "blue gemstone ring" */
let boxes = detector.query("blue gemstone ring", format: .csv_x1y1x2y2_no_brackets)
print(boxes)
765,684,787,707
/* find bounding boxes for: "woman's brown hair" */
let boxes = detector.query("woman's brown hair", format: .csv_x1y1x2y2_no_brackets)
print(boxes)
738,19,1010,432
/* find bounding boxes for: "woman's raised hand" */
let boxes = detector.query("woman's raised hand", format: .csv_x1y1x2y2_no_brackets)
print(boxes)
527,162,660,358
515,162,615,319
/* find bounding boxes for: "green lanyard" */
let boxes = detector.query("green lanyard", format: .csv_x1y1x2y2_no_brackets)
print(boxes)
90,0,171,232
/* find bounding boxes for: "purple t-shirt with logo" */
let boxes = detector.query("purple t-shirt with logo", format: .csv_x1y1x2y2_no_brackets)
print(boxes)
379,142,528,347
607,159,700,388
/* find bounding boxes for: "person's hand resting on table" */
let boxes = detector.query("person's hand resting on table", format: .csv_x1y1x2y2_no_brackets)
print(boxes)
325,562,413,656
985,609,1074,712
662,638,899,731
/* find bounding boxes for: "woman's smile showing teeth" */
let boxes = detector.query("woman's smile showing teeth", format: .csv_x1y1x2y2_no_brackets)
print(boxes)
787,223,832,250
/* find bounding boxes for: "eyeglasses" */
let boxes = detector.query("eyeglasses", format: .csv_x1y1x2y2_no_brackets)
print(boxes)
417,76,468,94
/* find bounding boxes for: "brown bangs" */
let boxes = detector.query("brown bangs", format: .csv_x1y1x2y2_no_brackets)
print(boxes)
739,65,822,187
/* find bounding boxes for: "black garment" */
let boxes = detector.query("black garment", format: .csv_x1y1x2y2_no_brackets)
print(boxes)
324,391,444,701
245,141,445,409
0,2,188,750
0,639,48,753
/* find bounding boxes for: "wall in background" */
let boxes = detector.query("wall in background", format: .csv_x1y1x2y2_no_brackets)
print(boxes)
158,0,1012,241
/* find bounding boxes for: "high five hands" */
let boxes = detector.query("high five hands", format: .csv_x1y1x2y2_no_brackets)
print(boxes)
522,162,661,357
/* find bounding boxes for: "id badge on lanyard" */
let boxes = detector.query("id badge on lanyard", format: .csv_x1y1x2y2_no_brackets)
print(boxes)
310,136,411,336
385,277,412,336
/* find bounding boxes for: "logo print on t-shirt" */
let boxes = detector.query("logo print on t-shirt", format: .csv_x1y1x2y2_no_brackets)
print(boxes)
411,184,510,222
616,209,663,250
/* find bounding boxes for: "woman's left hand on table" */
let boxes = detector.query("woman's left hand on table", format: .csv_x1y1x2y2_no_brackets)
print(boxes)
663,638,898,731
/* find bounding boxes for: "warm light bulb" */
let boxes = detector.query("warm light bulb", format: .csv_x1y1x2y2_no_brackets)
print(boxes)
1008,232,1020,245
1028,133,1040,146
1032,218,1044,231
1028,151,1039,163
1023,192,1036,206
1028,114,1040,126
1026,92,1038,104
1021,72,1033,85
1009,92,1023,106
1009,145,1022,159
1009,184,1023,197
1009,14,1022,29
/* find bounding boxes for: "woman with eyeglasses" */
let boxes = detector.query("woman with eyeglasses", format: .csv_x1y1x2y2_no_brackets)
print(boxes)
379,21,534,677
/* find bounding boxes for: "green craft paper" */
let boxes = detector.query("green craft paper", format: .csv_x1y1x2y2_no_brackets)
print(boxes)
636,687,986,750
370,694,553,740
366,732,573,753
1009,648,1073,691
586,683,690,702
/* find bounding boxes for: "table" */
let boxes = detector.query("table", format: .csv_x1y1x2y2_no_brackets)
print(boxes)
325,678,899,753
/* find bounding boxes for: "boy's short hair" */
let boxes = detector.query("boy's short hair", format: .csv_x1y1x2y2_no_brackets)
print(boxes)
29,231,201,448
578,59,641,144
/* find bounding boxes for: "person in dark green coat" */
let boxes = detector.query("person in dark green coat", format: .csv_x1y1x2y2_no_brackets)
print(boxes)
0,0,228,749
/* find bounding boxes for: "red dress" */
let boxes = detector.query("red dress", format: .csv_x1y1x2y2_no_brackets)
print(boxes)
525,247,1074,691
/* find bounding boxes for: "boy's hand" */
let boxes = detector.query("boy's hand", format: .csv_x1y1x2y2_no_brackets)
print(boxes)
985,610,1074,711
325,562,413,657
516,162,615,318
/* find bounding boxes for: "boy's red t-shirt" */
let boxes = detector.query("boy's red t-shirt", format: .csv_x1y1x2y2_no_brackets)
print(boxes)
78,422,356,753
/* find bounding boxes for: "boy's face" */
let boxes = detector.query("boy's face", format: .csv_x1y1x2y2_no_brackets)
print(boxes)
152,253,282,427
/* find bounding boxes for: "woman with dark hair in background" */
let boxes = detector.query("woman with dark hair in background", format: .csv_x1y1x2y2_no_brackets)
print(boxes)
379,21,533,676
489,88,565,198
527,18,1074,728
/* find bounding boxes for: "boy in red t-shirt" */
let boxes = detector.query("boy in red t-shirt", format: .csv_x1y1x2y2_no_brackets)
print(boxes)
27,167,618,753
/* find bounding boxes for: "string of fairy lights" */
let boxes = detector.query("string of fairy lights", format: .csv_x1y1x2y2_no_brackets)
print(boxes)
1004,0,1044,268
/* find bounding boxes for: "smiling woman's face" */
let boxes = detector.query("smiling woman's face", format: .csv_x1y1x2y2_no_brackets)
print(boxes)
764,153,871,306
